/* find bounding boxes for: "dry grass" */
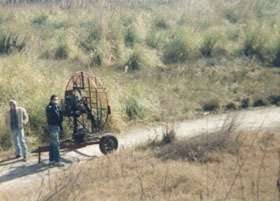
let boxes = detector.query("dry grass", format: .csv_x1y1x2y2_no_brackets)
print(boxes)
2,124,279,201
0,1,279,200
0,0,279,153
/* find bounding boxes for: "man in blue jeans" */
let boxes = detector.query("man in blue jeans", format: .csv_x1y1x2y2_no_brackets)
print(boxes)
6,100,29,162
46,95,64,167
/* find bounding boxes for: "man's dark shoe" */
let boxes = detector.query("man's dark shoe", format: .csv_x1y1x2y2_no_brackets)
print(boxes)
23,157,27,162
15,155,21,159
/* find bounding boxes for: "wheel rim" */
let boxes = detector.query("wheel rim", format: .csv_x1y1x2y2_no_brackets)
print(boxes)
103,137,116,153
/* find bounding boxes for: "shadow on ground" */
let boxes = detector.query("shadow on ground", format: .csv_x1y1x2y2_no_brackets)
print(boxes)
0,150,97,185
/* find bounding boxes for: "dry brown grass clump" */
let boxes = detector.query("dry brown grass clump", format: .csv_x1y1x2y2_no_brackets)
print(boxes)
157,127,240,163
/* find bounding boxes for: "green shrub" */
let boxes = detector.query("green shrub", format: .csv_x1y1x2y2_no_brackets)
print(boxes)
200,35,217,57
224,8,238,23
267,94,280,105
199,20,211,31
0,132,12,151
55,43,69,60
125,50,145,72
0,32,26,54
243,29,265,60
269,39,280,67
79,22,102,53
163,37,190,64
253,97,267,107
201,99,220,111
89,48,103,66
146,29,161,49
32,13,48,25
87,27,102,42
50,21,66,29
0,32,12,54
253,0,279,18
154,17,169,29
227,29,240,41
125,28,138,47
240,98,250,109
40,47,52,59
124,98,146,119
121,16,133,27
225,102,236,110
79,31,103,66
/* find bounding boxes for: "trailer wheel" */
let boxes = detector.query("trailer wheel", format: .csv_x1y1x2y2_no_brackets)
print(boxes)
99,134,118,154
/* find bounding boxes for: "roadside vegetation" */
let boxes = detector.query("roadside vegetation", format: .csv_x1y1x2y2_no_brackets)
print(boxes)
2,121,279,201
0,0,279,151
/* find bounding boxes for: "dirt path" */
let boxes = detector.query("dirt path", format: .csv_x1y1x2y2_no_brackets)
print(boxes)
0,107,279,194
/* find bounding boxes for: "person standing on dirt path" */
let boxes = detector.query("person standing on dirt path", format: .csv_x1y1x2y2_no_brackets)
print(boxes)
5,100,29,162
46,94,64,167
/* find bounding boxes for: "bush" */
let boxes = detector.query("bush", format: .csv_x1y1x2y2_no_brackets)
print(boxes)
156,118,239,162
267,94,280,105
268,38,280,67
0,132,12,151
163,37,190,64
227,29,240,41
154,17,169,29
137,124,176,150
240,98,250,109
243,29,265,60
253,97,267,107
90,53,102,66
0,33,12,54
87,27,101,42
125,50,145,72
125,28,138,47
79,21,102,53
32,13,48,25
224,8,238,23
201,99,220,112
40,47,52,59
124,98,146,119
89,48,103,66
146,29,161,49
200,35,217,57
225,102,236,110
55,43,69,60
0,32,26,54
161,124,176,145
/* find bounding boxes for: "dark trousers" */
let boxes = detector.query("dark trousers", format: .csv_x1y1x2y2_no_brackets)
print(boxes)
47,125,60,162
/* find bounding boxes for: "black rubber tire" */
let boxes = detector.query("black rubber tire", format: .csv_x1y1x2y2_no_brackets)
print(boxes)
99,134,118,154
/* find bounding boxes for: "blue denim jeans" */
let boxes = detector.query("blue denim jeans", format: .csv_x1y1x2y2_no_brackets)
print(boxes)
47,125,61,162
11,129,27,158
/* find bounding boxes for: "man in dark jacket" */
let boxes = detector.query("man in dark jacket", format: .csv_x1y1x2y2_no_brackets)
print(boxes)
46,94,64,167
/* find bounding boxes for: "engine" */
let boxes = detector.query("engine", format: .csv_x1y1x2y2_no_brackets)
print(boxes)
61,95,87,117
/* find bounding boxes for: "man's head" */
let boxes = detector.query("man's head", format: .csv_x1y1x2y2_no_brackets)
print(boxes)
50,94,59,105
9,100,16,110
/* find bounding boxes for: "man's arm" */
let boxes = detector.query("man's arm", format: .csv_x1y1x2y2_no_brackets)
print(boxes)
46,105,55,118
23,108,29,125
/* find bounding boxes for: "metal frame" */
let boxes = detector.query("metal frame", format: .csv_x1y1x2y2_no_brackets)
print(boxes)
64,71,110,133
32,139,100,163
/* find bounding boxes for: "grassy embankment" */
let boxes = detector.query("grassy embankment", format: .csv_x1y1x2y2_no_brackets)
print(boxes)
0,0,279,151
2,119,280,201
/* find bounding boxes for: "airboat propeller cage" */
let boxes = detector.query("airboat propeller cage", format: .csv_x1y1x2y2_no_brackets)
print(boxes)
32,72,117,163
62,71,111,135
